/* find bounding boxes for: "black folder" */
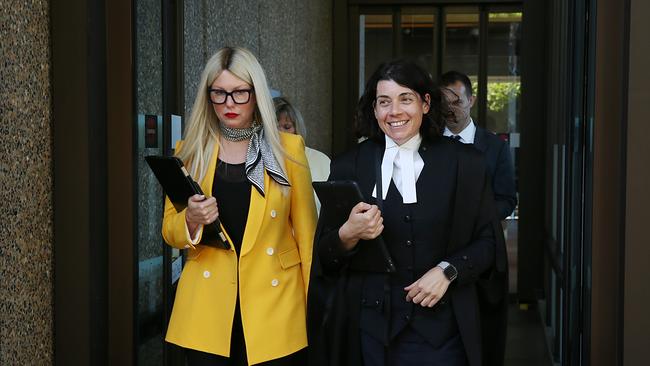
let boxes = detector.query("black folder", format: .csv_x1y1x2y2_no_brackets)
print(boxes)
313,180,396,273
145,155,229,249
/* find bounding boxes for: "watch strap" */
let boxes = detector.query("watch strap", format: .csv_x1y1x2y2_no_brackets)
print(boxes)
437,261,458,282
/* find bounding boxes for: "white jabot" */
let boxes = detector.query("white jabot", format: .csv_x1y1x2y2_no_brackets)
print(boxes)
443,119,476,144
373,134,424,203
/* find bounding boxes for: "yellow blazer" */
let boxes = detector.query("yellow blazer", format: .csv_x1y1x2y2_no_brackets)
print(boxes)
162,133,317,364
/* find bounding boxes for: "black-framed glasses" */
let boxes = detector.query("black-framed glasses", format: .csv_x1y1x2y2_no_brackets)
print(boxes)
207,88,254,104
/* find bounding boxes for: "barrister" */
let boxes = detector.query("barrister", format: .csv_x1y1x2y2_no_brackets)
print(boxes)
308,60,505,366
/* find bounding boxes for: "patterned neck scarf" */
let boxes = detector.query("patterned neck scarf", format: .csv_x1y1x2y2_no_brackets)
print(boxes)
220,122,259,142
220,122,290,196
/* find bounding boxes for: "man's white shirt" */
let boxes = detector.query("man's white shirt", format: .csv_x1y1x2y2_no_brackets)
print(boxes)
443,119,476,144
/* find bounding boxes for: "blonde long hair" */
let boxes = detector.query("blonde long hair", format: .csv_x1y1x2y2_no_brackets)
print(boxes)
274,96,307,139
178,47,286,182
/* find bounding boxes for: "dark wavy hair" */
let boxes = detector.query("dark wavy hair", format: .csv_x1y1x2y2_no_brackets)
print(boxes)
440,70,473,97
355,60,447,142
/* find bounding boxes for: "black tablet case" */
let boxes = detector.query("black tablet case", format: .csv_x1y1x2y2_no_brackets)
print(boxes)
145,155,229,249
313,180,396,273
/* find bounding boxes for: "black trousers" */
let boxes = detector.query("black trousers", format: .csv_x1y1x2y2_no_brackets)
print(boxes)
186,348,306,366
360,326,468,366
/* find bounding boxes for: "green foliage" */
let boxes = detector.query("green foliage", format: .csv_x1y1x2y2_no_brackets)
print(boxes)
471,82,521,112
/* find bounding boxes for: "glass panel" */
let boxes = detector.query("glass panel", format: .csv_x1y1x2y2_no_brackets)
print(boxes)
444,8,480,120
359,13,393,95
486,11,523,295
170,114,183,286
486,12,522,134
400,9,435,75
135,0,164,364
548,143,565,361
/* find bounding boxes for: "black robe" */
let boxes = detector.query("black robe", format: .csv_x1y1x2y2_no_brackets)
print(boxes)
307,137,508,366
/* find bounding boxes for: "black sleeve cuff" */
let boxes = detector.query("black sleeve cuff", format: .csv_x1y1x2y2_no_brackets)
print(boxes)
318,228,359,273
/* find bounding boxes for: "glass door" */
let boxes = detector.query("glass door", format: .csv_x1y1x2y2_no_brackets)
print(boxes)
134,0,184,365
443,7,480,120
400,7,437,77
357,7,438,92
485,10,522,294
358,10,394,95
134,0,165,363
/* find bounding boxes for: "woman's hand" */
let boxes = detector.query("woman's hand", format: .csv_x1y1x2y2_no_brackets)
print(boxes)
185,194,219,237
404,266,450,307
338,202,384,251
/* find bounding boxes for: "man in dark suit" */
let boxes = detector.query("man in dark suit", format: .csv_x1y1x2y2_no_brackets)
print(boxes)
440,71,515,366
440,71,517,220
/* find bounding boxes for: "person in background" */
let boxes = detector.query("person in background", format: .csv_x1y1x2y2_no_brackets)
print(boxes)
440,70,514,366
274,96,331,212
439,70,517,221
162,46,317,366
308,60,505,366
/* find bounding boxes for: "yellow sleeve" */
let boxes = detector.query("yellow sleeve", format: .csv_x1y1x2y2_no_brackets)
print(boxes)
286,135,318,296
162,196,203,250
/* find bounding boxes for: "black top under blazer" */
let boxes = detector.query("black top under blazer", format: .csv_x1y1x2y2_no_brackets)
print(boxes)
307,137,507,366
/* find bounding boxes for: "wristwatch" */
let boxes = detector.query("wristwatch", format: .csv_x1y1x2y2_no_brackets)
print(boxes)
437,261,458,282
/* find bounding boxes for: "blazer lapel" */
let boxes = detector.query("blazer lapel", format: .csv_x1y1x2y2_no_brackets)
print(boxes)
416,140,435,192
472,127,488,153
447,147,484,254
357,141,383,202
448,151,468,254
239,170,269,257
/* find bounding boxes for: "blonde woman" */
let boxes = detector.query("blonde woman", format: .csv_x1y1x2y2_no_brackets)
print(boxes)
162,47,317,366
273,96,330,183
273,96,330,213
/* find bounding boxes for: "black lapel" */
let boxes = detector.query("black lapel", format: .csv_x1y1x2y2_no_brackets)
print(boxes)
447,146,480,254
473,126,488,153
417,139,432,165
356,140,384,202
448,150,466,254
415,138,435,192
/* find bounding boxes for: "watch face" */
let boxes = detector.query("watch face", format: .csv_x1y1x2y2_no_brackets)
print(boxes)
444,265,458,280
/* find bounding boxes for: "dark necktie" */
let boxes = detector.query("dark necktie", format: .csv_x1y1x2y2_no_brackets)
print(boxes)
452,135,462,141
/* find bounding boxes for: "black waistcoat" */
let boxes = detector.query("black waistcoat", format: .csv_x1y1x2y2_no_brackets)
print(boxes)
358,166,461,348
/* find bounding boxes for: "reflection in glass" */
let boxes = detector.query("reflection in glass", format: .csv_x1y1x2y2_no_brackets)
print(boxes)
487,12,522,295
400,10,435,75
135,0,164,364
486,12,522,134
444,8,480,120
359,14,393,94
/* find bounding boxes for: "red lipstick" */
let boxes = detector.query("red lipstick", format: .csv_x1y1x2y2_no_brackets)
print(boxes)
224,113,239,119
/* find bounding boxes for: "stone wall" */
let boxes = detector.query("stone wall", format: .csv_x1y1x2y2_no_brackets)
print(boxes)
0,0,54,364
184,0,333,154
